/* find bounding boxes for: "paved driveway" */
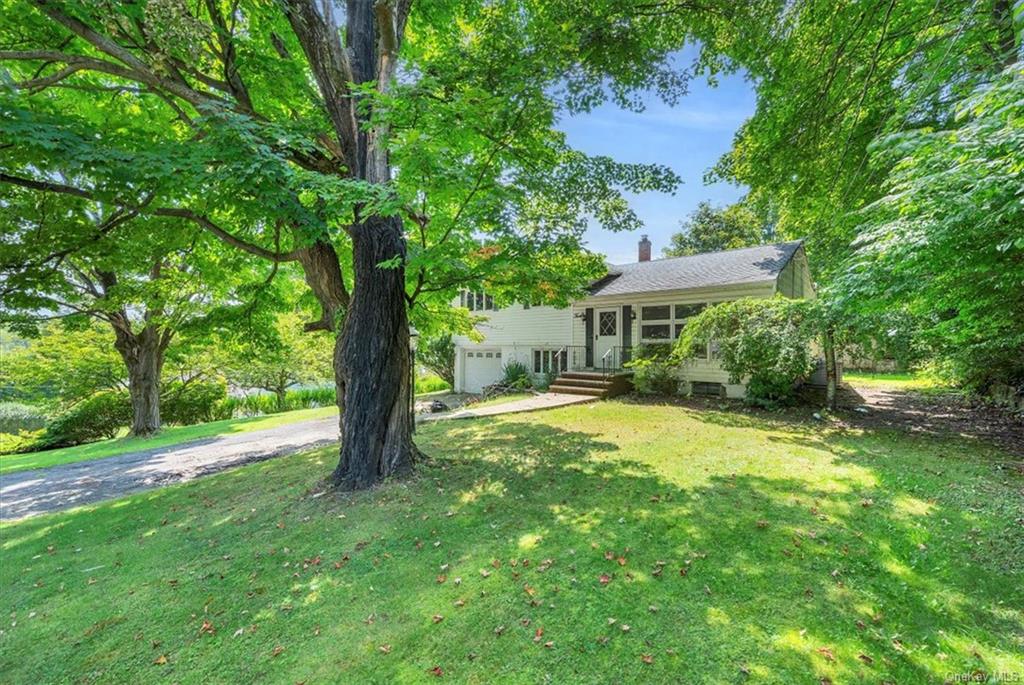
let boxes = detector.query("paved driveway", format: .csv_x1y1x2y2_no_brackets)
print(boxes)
0,416,339,520
0,392,596,521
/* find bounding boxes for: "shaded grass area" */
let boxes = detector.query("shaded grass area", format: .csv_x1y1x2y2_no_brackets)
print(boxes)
0,406,338,475
1,402,1021,683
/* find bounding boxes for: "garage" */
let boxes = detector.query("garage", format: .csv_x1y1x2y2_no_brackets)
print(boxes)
461,349,503,393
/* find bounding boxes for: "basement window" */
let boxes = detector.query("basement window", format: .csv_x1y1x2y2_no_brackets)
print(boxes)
533,349,568,374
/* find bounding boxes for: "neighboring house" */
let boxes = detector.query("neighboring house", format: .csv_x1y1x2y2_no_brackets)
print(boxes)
452,237,816,397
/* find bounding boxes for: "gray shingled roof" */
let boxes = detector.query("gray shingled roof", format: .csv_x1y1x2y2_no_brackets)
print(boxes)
588,241,803,298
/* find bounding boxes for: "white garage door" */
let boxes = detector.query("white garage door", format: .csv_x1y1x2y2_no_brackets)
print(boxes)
463,349,503,393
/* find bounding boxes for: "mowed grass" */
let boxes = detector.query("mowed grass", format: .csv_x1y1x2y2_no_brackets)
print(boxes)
0,406,338,475
1,401,1021,684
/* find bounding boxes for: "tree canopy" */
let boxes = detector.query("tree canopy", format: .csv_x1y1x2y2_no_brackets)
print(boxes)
662,200,772,257
0,0,741,486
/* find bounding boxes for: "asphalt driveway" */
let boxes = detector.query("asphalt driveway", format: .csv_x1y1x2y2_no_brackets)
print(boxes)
0,415,339,520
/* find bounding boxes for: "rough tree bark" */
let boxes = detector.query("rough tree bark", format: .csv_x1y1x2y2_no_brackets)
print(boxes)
823,325,838,412
286,0,419,488
110,322,169,436
333,214,417,488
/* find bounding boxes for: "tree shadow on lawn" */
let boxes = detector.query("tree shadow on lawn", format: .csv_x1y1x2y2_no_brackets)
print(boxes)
1,415,1021,684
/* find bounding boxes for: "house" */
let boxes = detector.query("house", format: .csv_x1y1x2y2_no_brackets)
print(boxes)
452,237,816,398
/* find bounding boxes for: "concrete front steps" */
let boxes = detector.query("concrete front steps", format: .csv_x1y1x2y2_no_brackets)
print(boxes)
547,371,633,398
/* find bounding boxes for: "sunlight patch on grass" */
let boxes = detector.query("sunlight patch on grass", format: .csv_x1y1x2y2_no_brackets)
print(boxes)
1,401,1020,683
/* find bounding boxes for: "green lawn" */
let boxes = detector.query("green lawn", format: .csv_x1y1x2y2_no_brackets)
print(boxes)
1,401,1020,683
467,392,535,409
0,406,338,475
843,370,949,392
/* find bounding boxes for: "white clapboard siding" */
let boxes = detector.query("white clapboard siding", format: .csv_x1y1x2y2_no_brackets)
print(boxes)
453,303,572,348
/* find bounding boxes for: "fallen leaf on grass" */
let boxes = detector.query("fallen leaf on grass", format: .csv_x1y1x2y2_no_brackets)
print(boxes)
816,646,835,661
429,666,443,677
533,628,544,643
153,655,168,665
271,645,284,657
379,644,391,654
599,574,611,585
641,654,653,664
432,615,444,624
199,620,215,636
857,653,873,664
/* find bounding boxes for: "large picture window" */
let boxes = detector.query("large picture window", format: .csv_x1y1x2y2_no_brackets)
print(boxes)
640,301,708,346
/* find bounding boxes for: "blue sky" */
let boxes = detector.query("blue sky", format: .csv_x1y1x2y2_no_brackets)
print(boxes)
558,59,756,265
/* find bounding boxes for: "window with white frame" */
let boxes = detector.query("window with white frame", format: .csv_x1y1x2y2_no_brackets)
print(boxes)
459,290,497,311
532,348,568,374
638,301,712,358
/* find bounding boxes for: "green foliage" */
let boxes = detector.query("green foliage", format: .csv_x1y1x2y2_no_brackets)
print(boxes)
675,298,818,406
628,356,680,396
839,63,1024,391
161,380,231,426
215,310,335,409
0,402,48,435
38,391,133,449
418,335,456,387
221,387,336,418
500,360,533,390
663,200,772,257
0,323,126,409
708,0,1018,279
415,374,450,395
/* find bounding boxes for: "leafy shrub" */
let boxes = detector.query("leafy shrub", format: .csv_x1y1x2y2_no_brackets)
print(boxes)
0,402,48,434
221,386,336,417
0,429,45,455
38,391,132,449
532,371,557,392
628,356,679,395
501,360,532,390
162,380,230,425
415,373,450,395
675,297,818,407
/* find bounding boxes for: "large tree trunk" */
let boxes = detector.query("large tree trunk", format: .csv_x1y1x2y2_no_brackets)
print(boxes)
332,214,418,489
112,325,166,437
824,326,838,412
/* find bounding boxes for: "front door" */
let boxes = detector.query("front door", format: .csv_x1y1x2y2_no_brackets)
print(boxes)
594,308,619,369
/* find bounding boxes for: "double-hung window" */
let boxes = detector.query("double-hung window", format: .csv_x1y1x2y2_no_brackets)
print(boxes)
460,290,496,311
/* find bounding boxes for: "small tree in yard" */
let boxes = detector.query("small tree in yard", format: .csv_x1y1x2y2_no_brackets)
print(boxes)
0,184,271,436
674,298,820,407
418,334,455,388
218,311,335,412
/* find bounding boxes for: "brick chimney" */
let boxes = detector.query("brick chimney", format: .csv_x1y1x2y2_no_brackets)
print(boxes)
638,234,652,262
